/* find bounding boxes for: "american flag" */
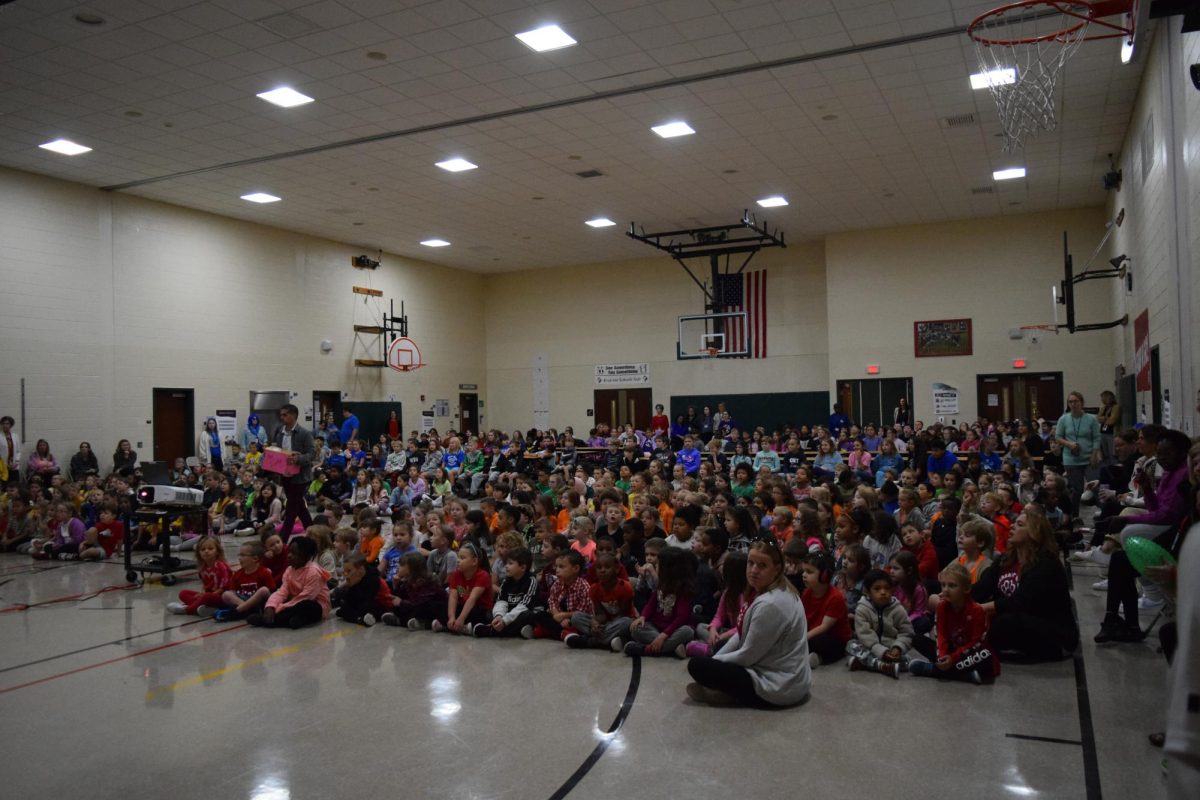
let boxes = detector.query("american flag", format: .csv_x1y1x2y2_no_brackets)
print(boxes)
716,269,767,358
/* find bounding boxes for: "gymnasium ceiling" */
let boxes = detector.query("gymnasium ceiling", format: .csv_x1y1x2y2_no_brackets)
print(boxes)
0,0,1150,272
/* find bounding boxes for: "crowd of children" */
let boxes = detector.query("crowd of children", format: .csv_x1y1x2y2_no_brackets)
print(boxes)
6,405,1178,691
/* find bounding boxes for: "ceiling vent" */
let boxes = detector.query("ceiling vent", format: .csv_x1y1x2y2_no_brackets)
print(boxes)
575,169,604,178
256,12,322,39
941,112,977,129
970,186,995,195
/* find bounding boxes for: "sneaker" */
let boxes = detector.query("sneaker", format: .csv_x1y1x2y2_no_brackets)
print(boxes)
623,641,646,657
609,636,625,652
407,618,423,631
381,612,400,627
1092,578,1109,591
1138,595,1164,610
673,643,687,659
519,624,535,640
564,633,587,649
362,613,377,627
847,655,863,672
1112,623,1147,643
685,641,710,658
685,682,735,705
1094,614,1123,644
166,601,187,614
1069,548,1094,562
471,623,491,637
967,669,983,685
57,552,78,561
213,609,237,622
1080,489,1095,504
195,605,216,618
878,662,900,679
909,660,934,678
808,652,820,670
431,619,446,633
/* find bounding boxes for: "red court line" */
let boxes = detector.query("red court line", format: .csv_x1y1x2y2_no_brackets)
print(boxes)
0,623,248,695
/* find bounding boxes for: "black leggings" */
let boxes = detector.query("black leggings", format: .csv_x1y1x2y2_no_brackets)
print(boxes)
687,656,778,709
990,612,1075,661
248,600,323,629
808,632,846,664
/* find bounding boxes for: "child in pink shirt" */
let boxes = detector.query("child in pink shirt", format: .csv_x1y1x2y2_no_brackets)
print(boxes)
248,536,330,629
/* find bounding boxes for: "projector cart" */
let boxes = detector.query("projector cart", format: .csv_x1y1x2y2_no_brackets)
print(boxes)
124,506,197,585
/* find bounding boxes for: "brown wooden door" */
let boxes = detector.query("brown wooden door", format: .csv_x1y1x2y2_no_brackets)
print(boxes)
594,388,652,430
977,373,1063,422
594,390,619,430
153,388,194,464
459,393,478,435
627,388,652,431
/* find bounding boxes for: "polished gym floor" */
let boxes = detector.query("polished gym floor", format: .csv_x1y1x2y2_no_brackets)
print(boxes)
0,543,1168,800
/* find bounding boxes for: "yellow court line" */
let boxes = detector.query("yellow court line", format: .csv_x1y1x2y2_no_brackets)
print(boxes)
144,627,357,701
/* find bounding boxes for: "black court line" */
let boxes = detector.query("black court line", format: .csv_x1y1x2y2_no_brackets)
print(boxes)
1073,651,1103,800
547,656,642,800
0,618,206,675
1006,733,1084,746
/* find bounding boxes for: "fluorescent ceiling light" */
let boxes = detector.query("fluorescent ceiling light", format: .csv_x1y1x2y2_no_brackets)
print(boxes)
757,196,788,208
256,87,314,107
585,217,616,228
435,158,477,172
1120,38,1134,64
420,239,451,247
515,24,576,52
969,67,1017,90
38,139,91,156
241,192,281,203
993,167,1026,181
651,121,695,138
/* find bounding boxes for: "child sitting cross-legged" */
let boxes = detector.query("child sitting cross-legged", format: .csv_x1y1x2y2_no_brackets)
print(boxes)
910,563,999,685
213,541,276,622
686,552,750,658
432,541,493,634
332,553,393,627
571,552,636,650
846,568,914,679
624,546,696,659
473,545,538,638
167,535,230,616
801,552,852,669
247,536,331,630
381,552,447,629
530,550,593,645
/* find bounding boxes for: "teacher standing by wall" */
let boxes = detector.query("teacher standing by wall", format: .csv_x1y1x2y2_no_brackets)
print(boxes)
272,404,314,538
1056,391,1101,512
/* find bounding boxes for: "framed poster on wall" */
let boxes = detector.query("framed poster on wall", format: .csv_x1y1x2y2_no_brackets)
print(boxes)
914,318,973,358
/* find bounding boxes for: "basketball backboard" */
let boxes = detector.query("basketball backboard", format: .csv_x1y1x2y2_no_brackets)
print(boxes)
678,312,749,359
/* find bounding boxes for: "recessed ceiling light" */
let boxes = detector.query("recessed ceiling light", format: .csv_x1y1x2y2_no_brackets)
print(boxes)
993,167,1026,181
969,67,1017,90
241,192,281,203
38,139,92,156
421,239,451,247
515,24,577,52
435,158,477,172
651,121,695,138
756,196,788,208
256,87,314,108
585,217,616,228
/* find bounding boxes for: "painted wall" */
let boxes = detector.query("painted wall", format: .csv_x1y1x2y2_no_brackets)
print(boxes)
825,207,1116,425
482,243,830,433
0,167,486,474
1106,24,1199,435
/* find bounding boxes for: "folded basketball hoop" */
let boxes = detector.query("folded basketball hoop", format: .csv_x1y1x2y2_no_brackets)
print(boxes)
968,1,1137,151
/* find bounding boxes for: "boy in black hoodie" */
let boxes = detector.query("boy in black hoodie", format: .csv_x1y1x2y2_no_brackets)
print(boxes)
332,553,392,627
473,546,538,638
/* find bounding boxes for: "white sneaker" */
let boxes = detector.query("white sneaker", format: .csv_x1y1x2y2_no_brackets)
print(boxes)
520,624,535,640
431,619,446,633
1069,548,1094,562
609,637,625,653
1138,595,1164,610
809,652,820,669
362,613,376,627
1092,579,1109,591
406,618,422,631
195,605,216,618
1081,489,1095,504
166,601,187,614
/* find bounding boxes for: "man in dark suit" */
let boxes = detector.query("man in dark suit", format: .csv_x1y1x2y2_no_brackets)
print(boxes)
272,404,314,537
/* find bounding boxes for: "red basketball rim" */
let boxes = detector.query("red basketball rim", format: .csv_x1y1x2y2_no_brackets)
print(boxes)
967,0,1135,46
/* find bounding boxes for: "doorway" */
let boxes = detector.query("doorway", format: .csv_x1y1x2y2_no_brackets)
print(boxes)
593,388,652,431
1150,346,1161,424
313,391,342,440
836,378,912,429
249,391,290,442
459,393,478,436
152,388,194,465
977,372,1063,422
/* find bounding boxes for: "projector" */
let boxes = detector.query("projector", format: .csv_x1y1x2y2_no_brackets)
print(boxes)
137,485,204,507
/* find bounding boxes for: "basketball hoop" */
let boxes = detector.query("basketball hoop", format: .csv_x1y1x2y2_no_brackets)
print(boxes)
386,336,425,373
1020,324,1061,335
705,347,719,359
968,1,1136,151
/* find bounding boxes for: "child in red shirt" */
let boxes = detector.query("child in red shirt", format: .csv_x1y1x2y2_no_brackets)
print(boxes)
80,501,124,560
911,563,998,684
534,550,593,645
260,527,288,584
577,553,635,650
435,541,493,634
900,522,939,585
801,552,852,667
214,541,276,621
168,535,230,616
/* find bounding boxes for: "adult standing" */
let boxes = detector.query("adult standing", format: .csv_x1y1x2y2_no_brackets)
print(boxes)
1055,391,1101,510
973,505,1079,661
69,442,99,481
1,415,22,483
386,410,400,440
650,404,669,437
686,541,812,707
196,417,223,472
1097,390,1121,465
112,439,138,474
340,408,360,449
271,404,314,539
828,403,850,439
242,413,268,451
894,397,911,427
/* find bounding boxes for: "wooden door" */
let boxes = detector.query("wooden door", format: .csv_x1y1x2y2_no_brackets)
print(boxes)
594,390,619,430
977,373,1063,422
153,388,194,464
626,388,652,431
459,394,478,436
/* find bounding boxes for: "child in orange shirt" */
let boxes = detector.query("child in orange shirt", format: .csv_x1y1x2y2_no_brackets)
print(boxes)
358,518,384,565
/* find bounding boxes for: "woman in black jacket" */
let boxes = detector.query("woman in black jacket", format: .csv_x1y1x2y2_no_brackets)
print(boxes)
69,442,99,481
973,504,1079,661
112,439,138,475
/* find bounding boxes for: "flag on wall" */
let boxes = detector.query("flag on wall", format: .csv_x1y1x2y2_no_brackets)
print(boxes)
716,269,768,358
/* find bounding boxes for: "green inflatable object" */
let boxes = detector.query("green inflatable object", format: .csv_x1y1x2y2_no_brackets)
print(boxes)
1124,536,1177,576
